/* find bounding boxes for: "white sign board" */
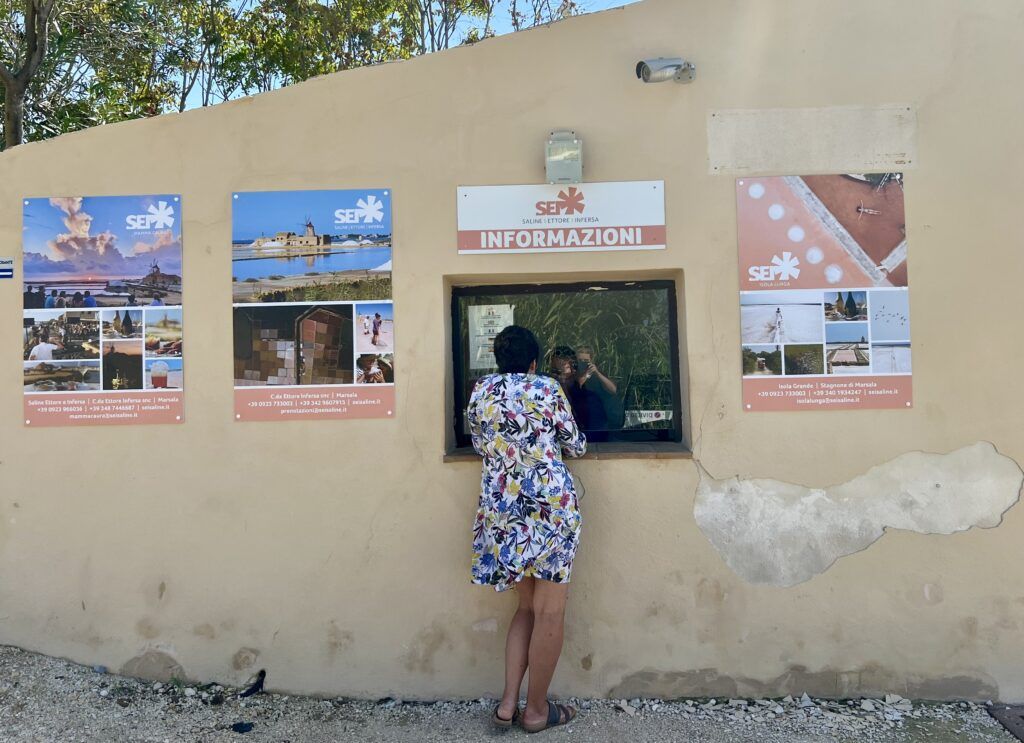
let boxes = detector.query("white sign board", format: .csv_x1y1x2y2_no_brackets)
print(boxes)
457,180,665,254
0,257,12,279
468,304,515,370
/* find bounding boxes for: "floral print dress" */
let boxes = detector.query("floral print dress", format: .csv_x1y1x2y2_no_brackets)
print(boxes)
468,373,587,591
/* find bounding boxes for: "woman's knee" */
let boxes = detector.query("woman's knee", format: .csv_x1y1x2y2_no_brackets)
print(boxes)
516,577,536,611
532,604,565,626
531,583,569,621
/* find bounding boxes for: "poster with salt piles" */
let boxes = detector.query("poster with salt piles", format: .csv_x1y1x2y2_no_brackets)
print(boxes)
21,195,185,426
736,174,912,411
231,189,395,421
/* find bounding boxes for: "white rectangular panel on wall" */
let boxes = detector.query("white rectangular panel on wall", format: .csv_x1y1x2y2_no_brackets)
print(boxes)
457,181,665,254
707,105,917,176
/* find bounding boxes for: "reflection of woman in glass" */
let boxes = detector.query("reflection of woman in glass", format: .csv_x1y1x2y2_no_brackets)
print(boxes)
574,345,616,395
548,345,609,435
575,345,622,435
467,326,586,733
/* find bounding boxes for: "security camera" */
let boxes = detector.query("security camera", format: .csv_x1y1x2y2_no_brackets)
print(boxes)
635,57,696,84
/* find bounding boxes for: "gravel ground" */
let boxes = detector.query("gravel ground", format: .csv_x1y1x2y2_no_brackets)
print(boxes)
0,645,1015,742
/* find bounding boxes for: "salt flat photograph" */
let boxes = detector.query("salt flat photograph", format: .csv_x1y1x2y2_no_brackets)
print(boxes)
872,343,912,373
741,290,823,344
232,190,392,304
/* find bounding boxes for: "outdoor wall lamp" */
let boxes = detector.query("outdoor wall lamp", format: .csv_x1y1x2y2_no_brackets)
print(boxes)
545,130,583,184
636,57,696,84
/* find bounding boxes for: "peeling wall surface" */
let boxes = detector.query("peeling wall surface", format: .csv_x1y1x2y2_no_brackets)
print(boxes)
695,443,1024,587
1,0,1024,703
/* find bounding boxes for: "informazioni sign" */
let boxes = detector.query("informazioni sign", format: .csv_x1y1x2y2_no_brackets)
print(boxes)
736,173,912,411
457,181,665,254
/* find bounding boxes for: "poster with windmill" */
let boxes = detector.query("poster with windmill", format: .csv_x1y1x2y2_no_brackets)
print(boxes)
21,194,185,426
231,190,395,422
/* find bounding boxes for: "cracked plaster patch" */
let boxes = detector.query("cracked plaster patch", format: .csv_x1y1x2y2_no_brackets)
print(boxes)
695,442,1023,587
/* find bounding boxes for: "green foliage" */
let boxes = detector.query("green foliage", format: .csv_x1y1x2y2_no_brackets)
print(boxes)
742,346,781,374
2,0,581,148
459,288,675,414
255,276,392,302
784,345,824,375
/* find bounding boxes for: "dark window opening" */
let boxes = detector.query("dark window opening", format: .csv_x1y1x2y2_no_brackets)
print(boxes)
451,280,684,450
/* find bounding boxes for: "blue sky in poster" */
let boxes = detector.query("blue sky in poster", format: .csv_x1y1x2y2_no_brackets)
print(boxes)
232,190,392,241
22,195,182,281
356,302,394,321
825,322,869,344
145,357,183,372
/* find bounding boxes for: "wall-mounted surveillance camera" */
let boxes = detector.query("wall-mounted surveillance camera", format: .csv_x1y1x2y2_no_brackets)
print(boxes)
635,57,696,84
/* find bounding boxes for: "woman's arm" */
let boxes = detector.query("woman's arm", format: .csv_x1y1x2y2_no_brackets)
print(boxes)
553,386,587,458
467,386,487,457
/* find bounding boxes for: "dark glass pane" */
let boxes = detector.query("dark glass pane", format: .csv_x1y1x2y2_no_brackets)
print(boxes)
452,281,681,446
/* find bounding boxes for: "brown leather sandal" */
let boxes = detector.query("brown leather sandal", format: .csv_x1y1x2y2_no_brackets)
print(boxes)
522,701,577,733
492,704,520,729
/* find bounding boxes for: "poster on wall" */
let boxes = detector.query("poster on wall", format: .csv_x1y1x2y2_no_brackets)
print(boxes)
457,181,665,254
231,189,395,421
468,304,514,370
22,195,185,426
736,173,912,411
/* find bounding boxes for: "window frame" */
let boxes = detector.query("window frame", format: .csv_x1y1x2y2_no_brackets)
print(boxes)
450,279,685,451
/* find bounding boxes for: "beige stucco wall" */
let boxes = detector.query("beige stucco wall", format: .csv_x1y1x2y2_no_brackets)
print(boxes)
2,0,1023,701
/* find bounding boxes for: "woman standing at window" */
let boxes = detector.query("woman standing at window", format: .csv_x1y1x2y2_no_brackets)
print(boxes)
467,325,586,733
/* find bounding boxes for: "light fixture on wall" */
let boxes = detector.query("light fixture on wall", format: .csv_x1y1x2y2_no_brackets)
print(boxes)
545,130,582,184
636,57,696,84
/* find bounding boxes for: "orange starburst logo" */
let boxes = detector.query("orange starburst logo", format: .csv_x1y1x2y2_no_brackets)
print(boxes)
555,187,586,214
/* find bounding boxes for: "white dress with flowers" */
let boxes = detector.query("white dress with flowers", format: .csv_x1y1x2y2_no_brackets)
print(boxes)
467,373,587,591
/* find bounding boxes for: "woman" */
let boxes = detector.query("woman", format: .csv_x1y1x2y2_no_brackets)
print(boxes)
467,325,586,733
371,312,382,346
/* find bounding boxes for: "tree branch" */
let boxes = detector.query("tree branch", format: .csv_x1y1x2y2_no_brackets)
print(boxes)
20,0,55,85
0,58,14,86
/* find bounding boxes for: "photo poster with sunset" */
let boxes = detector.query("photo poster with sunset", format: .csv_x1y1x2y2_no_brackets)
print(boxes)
231,189,395,422
736,174,912,411
21,194,185,426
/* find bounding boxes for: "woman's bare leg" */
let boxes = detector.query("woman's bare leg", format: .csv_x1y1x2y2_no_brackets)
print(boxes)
497,577,535,720
522,579,571,728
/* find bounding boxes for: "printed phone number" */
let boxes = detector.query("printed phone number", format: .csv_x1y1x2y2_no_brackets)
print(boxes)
247,399,345,408
756,390,857,398
34,405,138,413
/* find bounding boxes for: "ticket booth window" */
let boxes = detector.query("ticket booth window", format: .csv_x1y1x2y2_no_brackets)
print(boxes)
451,280,684,449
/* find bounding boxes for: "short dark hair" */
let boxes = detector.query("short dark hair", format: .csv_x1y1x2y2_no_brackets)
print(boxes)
493,325,539,374
549,344,576,363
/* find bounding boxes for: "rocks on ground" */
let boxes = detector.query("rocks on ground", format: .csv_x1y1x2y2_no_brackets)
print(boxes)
0,645,1015,742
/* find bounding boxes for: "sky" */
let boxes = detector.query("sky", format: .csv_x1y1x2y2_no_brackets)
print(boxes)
485,0,636,35
232,190,392,239
187,1,638,111
825,322,869,344
23,196,183,281
357,302,394,320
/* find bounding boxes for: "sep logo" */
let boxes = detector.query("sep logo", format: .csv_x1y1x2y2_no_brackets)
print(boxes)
749,252,801,282
535,186,585,216
335,194,386,225
126,201,175,230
